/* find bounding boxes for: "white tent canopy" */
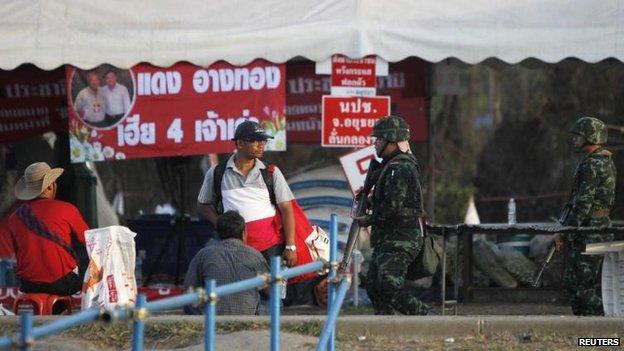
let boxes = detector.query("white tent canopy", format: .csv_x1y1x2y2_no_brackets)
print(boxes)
1,0,623,70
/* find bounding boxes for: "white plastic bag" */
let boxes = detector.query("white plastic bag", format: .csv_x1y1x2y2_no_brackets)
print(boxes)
305,226,330,261
81,226,137,310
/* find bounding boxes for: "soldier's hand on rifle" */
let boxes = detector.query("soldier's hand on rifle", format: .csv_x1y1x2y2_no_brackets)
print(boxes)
353,215,370,227
552,233,566,252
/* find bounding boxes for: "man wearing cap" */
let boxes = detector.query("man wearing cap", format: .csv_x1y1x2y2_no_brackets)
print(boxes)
8,162,89,296
198,121,297,266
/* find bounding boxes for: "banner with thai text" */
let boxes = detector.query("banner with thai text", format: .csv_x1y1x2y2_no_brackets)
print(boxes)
321,96,391,148
286,58,428,144
330,55,377,96
67,60,286,163
0,65,67,143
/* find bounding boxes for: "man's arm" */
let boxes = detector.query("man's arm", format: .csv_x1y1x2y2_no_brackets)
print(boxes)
272,167,297,266
122,86,131,114
198,203,219,227
253,251,271,296
277,201,295,244
74,92,85,118
182,253,207,315
277,200,297,266
197,166,217,226
68,205,89,245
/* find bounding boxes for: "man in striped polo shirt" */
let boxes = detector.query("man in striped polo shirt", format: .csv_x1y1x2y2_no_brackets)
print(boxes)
197,121,298,266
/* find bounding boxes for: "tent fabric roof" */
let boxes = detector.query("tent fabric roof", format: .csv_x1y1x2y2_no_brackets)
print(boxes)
1,0,623,70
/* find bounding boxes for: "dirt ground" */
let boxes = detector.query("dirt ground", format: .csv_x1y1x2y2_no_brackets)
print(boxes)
0,303,603,350
0,323,599,351
339,333,588,351
289,302,572,316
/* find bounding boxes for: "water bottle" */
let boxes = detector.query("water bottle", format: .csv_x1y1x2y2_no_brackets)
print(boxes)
280,257,287,299
281,278,287,299
507,198,516,225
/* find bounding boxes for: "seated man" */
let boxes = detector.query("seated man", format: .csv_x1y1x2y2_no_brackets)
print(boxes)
184,210,269,315
8,162,89,296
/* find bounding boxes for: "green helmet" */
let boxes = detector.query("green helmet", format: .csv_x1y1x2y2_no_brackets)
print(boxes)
570,117,607,145
371,115,411,142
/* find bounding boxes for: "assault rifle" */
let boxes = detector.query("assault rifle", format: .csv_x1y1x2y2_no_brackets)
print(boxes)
532,203,572,287
338,159,382,273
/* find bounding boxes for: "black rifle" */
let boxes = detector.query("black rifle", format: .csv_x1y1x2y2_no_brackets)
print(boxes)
532,203,572,287
338,159,382,273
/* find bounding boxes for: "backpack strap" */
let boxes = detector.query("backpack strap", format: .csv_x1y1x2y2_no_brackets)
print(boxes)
212,156,277,214
261,164,277,207
212,156,230,215
15,203,78,259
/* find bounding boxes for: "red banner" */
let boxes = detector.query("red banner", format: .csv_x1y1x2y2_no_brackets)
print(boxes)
0,66,67,143
322,96,391,148
286,58,428,144
67,60,286,163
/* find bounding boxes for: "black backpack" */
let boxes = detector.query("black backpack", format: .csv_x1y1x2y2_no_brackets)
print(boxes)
212,155,277,214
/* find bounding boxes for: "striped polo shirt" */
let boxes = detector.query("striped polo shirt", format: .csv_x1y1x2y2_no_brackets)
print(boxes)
198,154,294,252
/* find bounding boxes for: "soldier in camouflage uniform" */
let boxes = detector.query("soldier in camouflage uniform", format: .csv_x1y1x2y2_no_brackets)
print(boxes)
359,115,428,315
553,117,616,316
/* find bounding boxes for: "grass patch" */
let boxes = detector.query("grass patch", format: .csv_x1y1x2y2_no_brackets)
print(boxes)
341,306,374,315
55,320,271,349
283,320,323,336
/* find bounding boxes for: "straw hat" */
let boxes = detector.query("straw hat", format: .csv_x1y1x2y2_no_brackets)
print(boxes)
15,162,64,200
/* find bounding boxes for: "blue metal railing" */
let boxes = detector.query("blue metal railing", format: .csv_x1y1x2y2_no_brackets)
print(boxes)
0,214,350,351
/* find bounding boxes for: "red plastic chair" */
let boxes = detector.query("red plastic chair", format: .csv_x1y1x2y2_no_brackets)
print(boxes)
13,293,73,315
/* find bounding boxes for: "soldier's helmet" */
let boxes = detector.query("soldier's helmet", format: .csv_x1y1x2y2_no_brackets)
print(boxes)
371,115,411,142
570,117,607,145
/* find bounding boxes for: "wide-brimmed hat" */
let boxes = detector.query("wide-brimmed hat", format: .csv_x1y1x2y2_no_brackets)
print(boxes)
15,162,64,200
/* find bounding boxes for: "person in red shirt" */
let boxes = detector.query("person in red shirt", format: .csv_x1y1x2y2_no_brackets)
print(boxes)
8,162,89,296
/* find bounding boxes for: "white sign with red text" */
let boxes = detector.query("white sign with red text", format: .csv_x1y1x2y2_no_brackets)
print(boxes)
316,55,389,97
339,145,381,195
331,55,376,96
321,95,391,148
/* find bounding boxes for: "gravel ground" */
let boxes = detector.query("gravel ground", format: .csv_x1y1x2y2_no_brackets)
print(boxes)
0,302,608,351
338,333,585,351
21,330,598,351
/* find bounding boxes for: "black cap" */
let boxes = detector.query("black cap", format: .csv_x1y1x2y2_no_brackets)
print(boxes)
232,121,274,141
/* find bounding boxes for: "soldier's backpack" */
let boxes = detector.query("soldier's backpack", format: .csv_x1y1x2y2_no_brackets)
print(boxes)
375,153,442,279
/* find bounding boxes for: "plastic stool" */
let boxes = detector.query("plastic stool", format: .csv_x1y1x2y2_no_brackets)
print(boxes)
13,293,73,315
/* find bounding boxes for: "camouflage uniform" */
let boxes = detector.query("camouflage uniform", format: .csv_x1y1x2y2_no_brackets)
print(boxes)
364,115,428,315
561,117,616,316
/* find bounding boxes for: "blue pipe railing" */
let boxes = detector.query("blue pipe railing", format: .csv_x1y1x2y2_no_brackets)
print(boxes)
132,295,147,351
205,279,217,351
0,214,351,351
270,256,282,351
327,214,339,351
317,277,351,351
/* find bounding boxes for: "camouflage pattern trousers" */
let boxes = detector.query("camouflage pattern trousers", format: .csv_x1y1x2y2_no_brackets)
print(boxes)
563,232,614,316
365,239,428,315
